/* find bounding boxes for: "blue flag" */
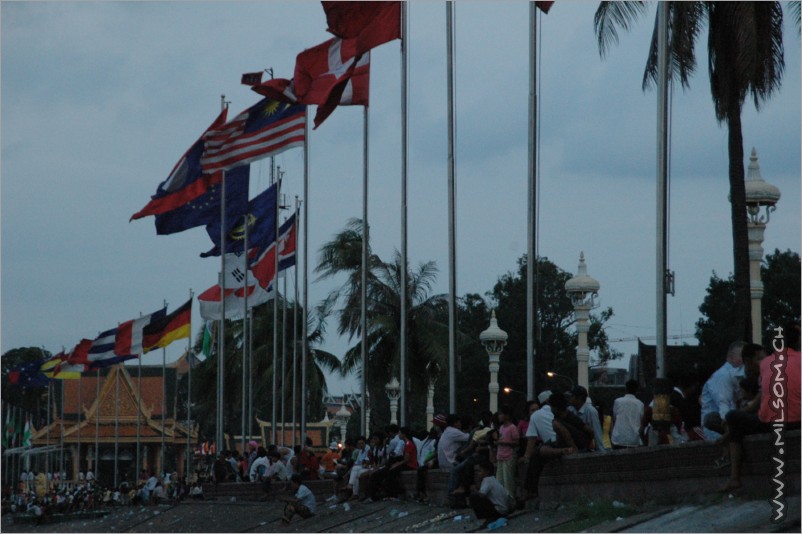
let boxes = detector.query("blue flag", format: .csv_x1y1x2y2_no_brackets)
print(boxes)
200,181,278,258
154,164,250,235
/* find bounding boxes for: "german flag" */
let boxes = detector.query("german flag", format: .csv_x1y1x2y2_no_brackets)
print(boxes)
142,299,191,353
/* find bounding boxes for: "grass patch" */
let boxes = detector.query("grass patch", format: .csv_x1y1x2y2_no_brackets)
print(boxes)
546,498,639,532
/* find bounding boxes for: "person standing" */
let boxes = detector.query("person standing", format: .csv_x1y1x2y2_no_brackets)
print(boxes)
611,380,645,449
495,405,519,497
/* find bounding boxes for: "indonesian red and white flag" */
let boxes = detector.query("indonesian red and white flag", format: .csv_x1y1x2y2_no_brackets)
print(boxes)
294,37,370,128
197,283,273,321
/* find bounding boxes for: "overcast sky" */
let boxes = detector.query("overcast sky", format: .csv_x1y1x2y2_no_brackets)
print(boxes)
2,1,800,397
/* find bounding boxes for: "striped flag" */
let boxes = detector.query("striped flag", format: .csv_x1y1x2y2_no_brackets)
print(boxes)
115,307,167,356
142,299,192,353
250,213,297,290
201,98,306,174
88,329,137,369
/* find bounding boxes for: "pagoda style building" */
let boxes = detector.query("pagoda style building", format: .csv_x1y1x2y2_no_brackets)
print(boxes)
31,360,196,488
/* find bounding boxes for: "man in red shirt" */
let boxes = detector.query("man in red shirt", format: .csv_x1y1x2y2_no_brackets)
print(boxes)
722,323,800,490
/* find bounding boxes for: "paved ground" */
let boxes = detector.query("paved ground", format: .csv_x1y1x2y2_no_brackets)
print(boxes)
2,492,799,533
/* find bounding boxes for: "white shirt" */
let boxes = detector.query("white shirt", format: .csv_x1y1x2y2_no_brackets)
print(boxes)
387,434,404,457
414,437,437,465
611,394,644,447
700,361,744,439
526,405,556,443
570,400,606,452
295,484,316,513
249,456,270,481
270,460,290,481
479,476,512,515
437,426,469,469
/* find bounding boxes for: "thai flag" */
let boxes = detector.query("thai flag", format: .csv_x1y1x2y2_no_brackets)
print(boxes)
88,329,137,368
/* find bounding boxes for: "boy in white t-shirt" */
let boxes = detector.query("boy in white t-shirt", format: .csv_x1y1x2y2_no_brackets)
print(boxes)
469,459,513,528
279,474,316,524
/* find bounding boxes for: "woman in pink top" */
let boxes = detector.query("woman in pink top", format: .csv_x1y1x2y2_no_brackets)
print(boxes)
495,405,520,497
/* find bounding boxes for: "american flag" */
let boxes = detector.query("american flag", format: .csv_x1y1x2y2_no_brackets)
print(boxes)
201,98,306,174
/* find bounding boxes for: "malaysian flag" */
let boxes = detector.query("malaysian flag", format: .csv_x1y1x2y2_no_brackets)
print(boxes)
201,98,306,174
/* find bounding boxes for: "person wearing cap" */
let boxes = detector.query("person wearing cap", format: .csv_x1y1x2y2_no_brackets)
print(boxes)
568,385,607,452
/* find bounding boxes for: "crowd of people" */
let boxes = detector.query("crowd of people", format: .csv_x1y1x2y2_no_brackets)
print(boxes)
5,324,798,528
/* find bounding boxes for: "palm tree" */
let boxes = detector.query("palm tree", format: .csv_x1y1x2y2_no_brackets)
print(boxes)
316,219,449,430
187,295,340,444
594,1,790,342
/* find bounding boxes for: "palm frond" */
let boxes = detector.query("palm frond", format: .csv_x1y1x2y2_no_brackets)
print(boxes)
594,1,648,57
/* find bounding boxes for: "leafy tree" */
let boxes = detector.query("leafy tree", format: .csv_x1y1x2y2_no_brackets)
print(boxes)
594,1,792,342
696,249,800,367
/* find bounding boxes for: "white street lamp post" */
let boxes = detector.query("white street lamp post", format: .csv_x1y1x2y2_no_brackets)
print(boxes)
565,252,600,390
385,377,400,426
743,148,780,345
425,361,439,424
480,311,508,413
335,403,351,443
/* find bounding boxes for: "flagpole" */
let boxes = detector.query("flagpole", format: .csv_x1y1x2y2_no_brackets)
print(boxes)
60,380,65,480
656,1,669,379
248,311,254,440
272,171,281,446
292,196,300,448
186,289,194,483
46,379,51,476
526,2,538,400
161,299,168,477
361,105,369,436
242,220,249,454
136,332,141,481
217,94,228,457
399,0,409,427
114,364,119,488
281,243,288,448
446,0,457,413
301,112,309,445
95,369,99,483
77,373,82,478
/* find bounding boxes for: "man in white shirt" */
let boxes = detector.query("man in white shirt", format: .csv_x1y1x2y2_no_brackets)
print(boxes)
437,415,469,471
520,391,573,501
568,385,607,452
700,341,746,440
611,380,645,448
468,459,513,528
279,474,316,524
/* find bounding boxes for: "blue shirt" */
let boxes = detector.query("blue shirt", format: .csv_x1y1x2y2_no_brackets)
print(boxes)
701,362,745,440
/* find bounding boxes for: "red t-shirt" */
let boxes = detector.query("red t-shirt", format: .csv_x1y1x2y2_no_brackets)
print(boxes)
759,348,801,424
403,439,418,469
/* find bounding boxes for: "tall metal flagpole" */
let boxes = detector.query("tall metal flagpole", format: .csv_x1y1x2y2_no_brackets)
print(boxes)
161,300,168,476
281,248,288,447
361,106,369,436
301,113,309,444
114,365,119,487
242,220,249,453
272,169,281,445
186,289,194,483
217,94,228,456
94,370,99,481
77,374,82,477
656,1,669,379
137,334,142,479
446,1,457,412
399,0,409,427
526,2,538,400
60,381,65,479
292,196,300,448
248,311,254,439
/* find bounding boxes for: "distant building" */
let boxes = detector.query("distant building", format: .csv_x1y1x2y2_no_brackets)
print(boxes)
629,340,706,393
589,366,628,387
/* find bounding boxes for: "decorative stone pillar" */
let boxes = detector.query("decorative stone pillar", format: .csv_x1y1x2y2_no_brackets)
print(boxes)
565,252,600,390
385,377,400,426
743,148,780,344
480,311,508,413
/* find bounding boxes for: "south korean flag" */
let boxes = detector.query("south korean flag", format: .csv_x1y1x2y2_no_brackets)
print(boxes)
223,251,252,288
